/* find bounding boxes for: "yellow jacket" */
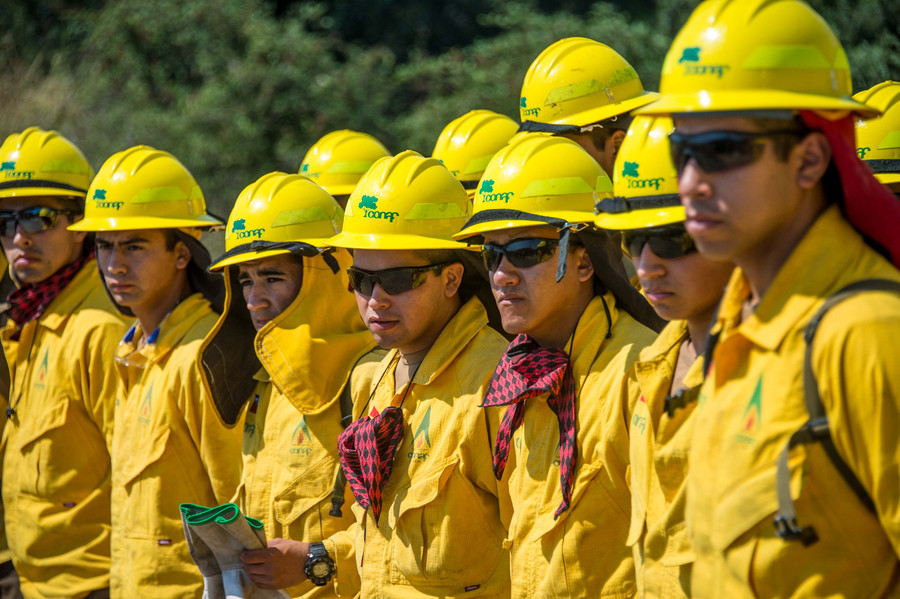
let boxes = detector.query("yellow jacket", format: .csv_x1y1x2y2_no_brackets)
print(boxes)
505,293,655,599
688,206,900,598
110,293,243,599
627,320,701,599
0,262,128,598
324,297,511,599
228,251,381,599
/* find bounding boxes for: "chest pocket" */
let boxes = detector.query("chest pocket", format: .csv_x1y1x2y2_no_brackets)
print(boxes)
17,396,69,498
272,452,340,540
387,456,505,587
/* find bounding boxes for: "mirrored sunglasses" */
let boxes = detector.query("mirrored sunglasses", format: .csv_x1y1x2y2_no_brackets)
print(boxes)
0,206,77,238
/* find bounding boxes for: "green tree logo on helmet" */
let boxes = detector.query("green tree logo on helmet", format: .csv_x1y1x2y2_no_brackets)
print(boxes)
622,162,640,178
0,162,15,171
232,219,246,232
358,195,379,210
520,97,527,108
480,179,495,194
679,47,701,63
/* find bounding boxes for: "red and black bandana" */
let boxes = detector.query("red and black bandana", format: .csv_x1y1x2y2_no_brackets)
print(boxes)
482,333,577,519
338,406,405,523
7,252,92,340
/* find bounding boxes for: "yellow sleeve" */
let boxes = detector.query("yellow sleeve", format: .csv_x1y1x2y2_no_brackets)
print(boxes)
815,293,900,553
79,318,126,453
323,521,361,597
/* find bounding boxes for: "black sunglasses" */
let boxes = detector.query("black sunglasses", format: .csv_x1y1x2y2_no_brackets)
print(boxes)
668,129,805,175
0,206,78,238
481,238,560,272
623,225,697,259
347,262,451,296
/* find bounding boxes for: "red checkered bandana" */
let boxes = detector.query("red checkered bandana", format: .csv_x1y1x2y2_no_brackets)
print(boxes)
482,333,577,519
7,253,92,340
338,406,405,523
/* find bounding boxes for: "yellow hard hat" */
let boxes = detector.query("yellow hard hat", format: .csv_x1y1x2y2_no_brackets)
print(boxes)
327,150,470,250
637,0,876,117
854,81,900,185
454,133,610,241
431,110,518,194
70,145,221,232
210,172,344,271
519,37,659,128
595,116,684,230
299,130,391,196
0,127,94,200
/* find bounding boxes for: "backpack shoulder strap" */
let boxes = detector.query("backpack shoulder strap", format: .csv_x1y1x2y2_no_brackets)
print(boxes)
774,278,900,545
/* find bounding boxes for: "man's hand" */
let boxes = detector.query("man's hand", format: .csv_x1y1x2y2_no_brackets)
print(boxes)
241,538,310,590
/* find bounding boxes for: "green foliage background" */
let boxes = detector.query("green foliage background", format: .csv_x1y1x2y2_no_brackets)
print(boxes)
2,0,898,218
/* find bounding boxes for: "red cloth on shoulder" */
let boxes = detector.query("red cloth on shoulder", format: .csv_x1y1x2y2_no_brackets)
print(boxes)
800,111,900,268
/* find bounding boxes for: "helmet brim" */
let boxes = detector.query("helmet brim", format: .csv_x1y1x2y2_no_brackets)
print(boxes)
558,91,661,127
327,230,470,250
453,210,594,242
595,206,686,230
634,90,879,119
68,214,223,231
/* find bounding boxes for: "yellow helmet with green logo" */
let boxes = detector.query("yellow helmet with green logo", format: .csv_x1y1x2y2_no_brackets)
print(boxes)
299,130,391,197
854,81,900,185
454,133,610,241
210,172,344,271
595,116,684,230
519,37,659,127
432,110,518,194
327,150,470,250
636,0,875,117
0,127,94,200
70,145,221,231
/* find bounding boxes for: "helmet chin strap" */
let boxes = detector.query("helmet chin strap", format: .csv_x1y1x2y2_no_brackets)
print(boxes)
555,226,572,283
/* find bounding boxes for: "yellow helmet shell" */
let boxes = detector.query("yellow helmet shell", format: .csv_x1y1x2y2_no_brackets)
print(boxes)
519,37,659,127
432,110,518,194
210,172,344,271
299,130,390,197
637,0,876,117
328,150,470,250
596,116,684,230
0,127,93,200
854,81,900,185
454,133,610,240
70,145,221,231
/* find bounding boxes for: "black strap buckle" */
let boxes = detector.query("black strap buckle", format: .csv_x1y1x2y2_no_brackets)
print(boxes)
773,514,819,546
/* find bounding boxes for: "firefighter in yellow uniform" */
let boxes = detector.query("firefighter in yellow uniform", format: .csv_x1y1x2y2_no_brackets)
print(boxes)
637,0,900,596
241,151,511,598
70,146,242,598
0,128,128,599
518,37,659,178
854,80,900,193
595,116,734,598
431,110,518,200
299,130,391,209
454,133,661,598
199,172,381,598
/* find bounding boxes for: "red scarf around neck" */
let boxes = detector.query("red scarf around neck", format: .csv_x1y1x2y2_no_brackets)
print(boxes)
7,252,92,338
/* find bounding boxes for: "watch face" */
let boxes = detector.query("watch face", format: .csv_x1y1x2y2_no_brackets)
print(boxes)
311,561,332,578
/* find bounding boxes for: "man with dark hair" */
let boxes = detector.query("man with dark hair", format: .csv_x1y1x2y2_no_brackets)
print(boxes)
455,133,660,597
241,152,512,598
0,127,127,599
638,0,900,596
70,145,241,598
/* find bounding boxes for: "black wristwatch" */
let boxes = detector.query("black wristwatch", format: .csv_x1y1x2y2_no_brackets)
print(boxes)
304,542,336,586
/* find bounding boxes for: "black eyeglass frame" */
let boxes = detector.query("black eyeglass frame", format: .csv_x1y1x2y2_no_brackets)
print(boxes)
668,129,807,175
346,262,452,296
623,224,698,260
